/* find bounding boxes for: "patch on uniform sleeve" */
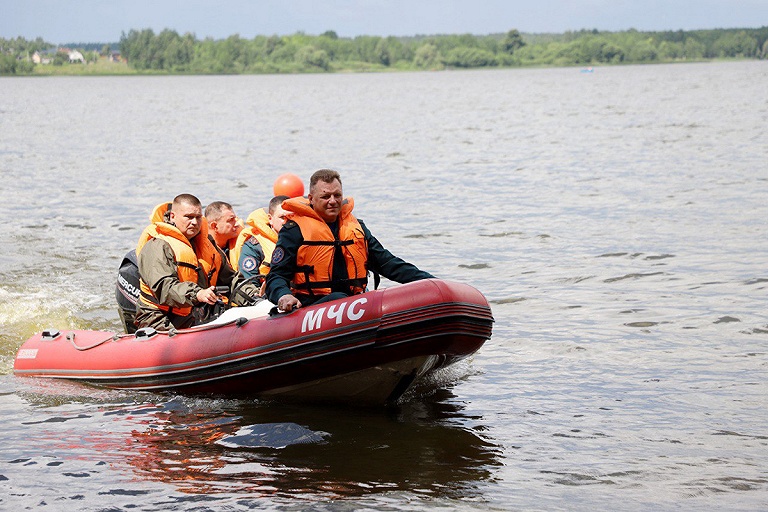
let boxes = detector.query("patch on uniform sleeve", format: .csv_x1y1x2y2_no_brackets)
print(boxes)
271,247,285,264
241,256,257,272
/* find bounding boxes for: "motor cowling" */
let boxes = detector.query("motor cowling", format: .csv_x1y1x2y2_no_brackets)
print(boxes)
116,249,140,333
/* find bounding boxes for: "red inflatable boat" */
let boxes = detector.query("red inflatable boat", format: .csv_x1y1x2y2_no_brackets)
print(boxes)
14,279,493,404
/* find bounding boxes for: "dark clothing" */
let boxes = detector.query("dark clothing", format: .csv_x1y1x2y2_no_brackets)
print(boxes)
238,238,265,280
299,292,350,308
265,218,434,305
208,234,235,272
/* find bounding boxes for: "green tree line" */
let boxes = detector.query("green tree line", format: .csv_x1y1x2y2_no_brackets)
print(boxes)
2,26,767,75
117,26,768,71
0,36,50,74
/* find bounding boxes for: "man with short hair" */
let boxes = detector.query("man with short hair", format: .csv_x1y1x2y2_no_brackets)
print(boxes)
232,195,290,281
205,200,241,267
265,169,434,312
135,194,259,331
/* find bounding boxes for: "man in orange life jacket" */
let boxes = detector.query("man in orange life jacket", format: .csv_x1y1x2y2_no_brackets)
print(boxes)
265,169,434,312
205,200,241,267
135,194,260,331
234,195,290,281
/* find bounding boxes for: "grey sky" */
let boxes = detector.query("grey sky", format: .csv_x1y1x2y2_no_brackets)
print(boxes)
2,0,766,43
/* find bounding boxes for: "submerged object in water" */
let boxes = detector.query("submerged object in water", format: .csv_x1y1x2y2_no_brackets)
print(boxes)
216,422,330,449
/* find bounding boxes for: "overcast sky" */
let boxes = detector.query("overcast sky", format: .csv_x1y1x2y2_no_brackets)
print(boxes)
2,0,767,44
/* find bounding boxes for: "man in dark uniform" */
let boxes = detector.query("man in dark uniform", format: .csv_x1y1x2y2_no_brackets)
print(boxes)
265,169,433,312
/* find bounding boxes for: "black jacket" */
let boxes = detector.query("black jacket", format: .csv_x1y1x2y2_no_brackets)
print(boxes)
265,218,433,304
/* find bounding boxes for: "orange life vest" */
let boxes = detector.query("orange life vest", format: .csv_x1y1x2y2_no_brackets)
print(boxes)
202,216,241,269
222,237,238,269
136,211,221,317
230,208,279,276
147,201,172,223
281,196,368,296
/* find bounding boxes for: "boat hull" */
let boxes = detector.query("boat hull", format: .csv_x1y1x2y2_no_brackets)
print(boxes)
14,279,493,404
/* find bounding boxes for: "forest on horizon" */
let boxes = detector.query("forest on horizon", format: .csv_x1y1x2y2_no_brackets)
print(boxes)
2,25,767,75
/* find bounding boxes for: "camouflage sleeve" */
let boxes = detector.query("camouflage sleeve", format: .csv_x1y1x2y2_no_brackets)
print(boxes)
138,238,201,307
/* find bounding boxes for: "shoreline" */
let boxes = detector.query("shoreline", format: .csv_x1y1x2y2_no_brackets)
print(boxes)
9,56,757,77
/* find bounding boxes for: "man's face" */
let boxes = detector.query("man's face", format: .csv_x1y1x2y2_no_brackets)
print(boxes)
210,207,240,240
171,202,203,240
308,179,342,223
269,205,289,233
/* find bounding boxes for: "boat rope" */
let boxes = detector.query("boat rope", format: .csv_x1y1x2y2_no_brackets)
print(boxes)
66,331,116,351
63,316,249,348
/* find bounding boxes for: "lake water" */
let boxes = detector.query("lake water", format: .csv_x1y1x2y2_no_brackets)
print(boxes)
1,61,767,511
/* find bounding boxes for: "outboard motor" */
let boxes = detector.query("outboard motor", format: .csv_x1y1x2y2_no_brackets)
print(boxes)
116,249,140,333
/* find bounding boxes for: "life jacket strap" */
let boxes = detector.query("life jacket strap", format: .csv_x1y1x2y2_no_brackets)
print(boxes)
140,288,190,316
140,289,173,313
292,277,368,292
296,264,316,296
347,277,368,290
207,251,217,283
301,239,354,248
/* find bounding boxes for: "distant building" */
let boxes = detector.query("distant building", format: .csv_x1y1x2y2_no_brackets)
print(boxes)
32,50,53,65
68,50,84,63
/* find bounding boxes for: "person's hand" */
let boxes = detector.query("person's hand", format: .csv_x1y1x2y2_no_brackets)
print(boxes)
277,294,301,312
196,286,218,305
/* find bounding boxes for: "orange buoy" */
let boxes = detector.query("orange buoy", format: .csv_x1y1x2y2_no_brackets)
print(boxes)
273,173,305,198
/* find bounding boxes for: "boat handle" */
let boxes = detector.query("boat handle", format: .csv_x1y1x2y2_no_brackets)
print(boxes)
134,327,158,340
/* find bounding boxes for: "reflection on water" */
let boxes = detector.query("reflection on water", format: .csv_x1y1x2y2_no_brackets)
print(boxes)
5,381,501,505
126,395,500,499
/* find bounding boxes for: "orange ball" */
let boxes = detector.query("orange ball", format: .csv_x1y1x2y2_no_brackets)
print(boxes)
273,173,304,198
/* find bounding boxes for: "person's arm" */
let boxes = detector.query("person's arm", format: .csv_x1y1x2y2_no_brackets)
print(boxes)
265,220,302,307
201,242,260,304
361,220,434,284
138,238,202,307
237,240,264,280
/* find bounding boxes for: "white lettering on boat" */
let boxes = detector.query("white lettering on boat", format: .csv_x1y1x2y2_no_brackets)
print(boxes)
118,273,140,298
326,303,347,325
17,349,38,359
347,297,367,321
301,307,326,333
300,297,368,333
